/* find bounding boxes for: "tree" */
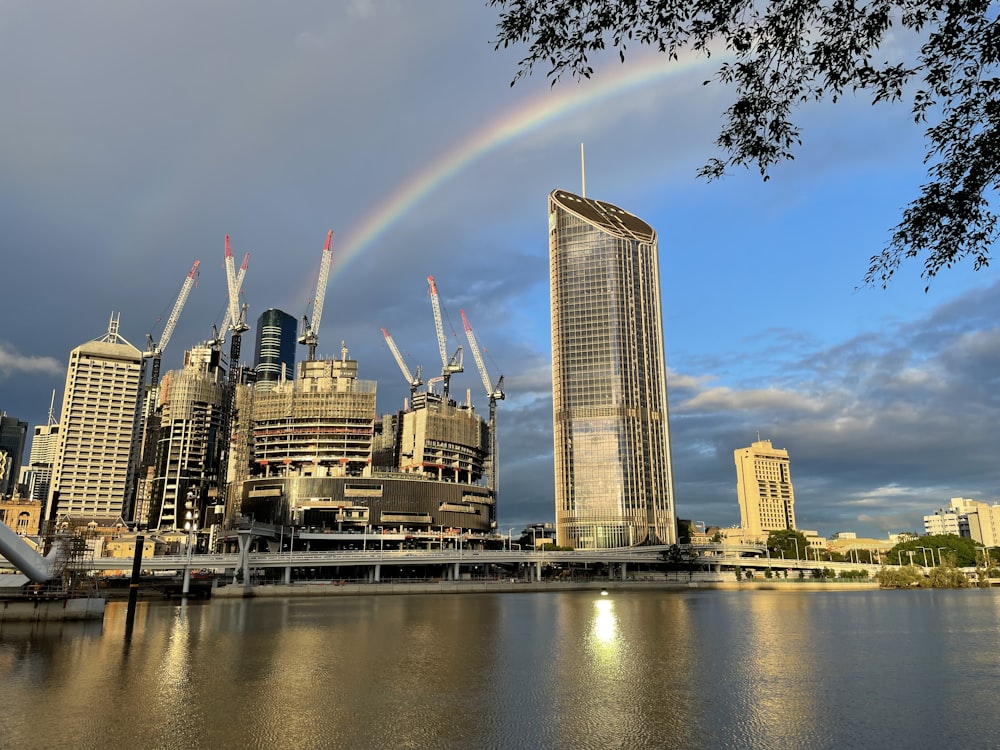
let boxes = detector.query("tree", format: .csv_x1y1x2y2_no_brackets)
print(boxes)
491,0,998,287
766,529,809,559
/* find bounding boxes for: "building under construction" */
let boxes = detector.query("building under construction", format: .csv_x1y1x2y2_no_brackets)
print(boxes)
236,347,496,534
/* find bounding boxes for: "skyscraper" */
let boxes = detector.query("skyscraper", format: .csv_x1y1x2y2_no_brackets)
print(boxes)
47,315,143,522
254,308,297,391
734,438,797,540
548,189,676,548
145,344,226,531
0,412,28,498
27,395,59,504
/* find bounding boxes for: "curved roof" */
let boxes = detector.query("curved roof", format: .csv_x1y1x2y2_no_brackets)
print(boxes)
549,189,656,243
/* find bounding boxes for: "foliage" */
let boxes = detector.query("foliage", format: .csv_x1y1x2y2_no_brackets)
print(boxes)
888,534,977,567
491,0,999,286
927,565,970,588
877,564,924,588
766,529,810,560
839,569,870,580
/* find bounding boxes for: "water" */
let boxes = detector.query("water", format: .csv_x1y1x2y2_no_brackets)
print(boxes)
2,589,999,749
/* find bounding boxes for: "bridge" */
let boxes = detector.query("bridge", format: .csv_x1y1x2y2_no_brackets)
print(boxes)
0,538,884,587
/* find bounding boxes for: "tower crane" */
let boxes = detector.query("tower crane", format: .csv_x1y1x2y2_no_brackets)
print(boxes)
133,259,200,525
207,250,248,351
299,230,333,361
460,309,505,496
144,260,200,388
215,235,250,529
381,327,423,403
224,235,250,370
427,276,463,398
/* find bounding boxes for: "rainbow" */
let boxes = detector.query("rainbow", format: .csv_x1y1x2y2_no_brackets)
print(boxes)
332,52,714,279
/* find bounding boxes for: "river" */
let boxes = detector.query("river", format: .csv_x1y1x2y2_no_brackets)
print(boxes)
2,588,998,749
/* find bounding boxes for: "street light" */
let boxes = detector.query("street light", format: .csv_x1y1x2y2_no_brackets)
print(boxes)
916,546,930,568
508,528,515,551
182,497,198,597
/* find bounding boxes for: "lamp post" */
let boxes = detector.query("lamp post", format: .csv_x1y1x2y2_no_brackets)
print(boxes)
917,546,930,568
508,528,515,551
182,499,197,597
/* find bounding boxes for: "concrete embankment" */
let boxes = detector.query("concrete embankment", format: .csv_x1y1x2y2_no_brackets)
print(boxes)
213,578,878,598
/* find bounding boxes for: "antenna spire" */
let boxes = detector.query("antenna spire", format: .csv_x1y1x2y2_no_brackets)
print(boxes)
580,143,586,197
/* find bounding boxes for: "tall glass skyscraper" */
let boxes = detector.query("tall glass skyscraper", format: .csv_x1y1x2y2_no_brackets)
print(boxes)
549,189,676,548
254,308,297,391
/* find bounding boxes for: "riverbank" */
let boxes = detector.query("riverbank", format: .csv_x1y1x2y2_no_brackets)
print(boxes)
212,577,879,598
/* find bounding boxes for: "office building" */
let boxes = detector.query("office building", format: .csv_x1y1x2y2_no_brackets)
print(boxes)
734,438,797,540
254,308,297,392
27,423,59,504
47,315,143,522
925,497,1000,545
0,412,28,498
548,189,676,548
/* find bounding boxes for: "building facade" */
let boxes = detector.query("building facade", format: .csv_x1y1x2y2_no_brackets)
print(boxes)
734,439,797,540
924,497,1000,545
27,420,59,504
254,308,297,392
237,350,495,535
548,189,676,548
46,315,143,522
144,345,227,531
0,412,28,498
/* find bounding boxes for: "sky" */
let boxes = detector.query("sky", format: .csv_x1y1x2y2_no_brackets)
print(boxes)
0,1,997,540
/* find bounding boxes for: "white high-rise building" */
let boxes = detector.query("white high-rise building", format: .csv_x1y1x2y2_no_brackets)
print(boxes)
47,315,143,522
27,391,60,504
735,439,797,540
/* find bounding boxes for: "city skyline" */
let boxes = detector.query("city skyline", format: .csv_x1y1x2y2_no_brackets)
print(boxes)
0,2,997,538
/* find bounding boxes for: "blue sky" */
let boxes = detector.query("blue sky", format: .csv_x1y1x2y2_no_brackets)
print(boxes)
0,1,996,539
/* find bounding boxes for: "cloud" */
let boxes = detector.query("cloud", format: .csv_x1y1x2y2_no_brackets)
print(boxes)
0,343,63,378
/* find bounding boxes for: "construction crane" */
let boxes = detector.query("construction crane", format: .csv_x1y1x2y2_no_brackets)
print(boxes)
299,230,333,361
207,250,248,351
144,260,200,389
460,309,505,495
381,327,423,403
224,235,250,370
134,260,200,511
427,275,463,398
215,235,250,528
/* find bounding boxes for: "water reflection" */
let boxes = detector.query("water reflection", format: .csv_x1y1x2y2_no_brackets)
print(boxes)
2,591,1000,748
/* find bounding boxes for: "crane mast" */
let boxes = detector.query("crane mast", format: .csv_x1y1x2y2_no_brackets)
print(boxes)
382,327,423,403
134,259,200,527
224,236,250,368
299,230,333,361
460,309,505,495
217,236,250,529
427,276,463,398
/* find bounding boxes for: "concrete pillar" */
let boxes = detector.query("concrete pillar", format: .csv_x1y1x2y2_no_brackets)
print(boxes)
284,565,291,585
237,529,252,593
453,562,460,580
374,563,381,583
621,562,627,581
535,561,542,581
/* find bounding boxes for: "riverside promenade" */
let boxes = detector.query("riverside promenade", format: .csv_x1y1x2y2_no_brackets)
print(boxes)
212,574,879,599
